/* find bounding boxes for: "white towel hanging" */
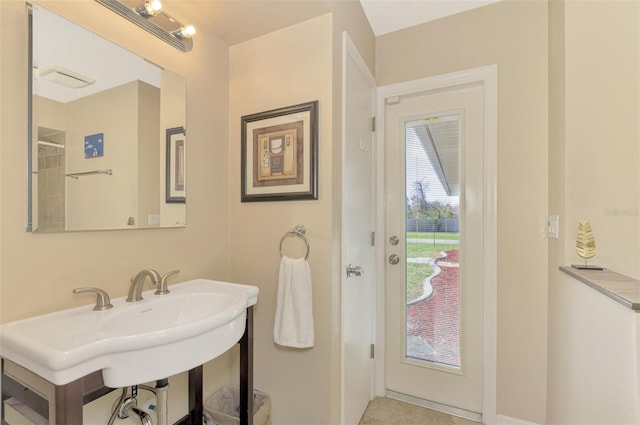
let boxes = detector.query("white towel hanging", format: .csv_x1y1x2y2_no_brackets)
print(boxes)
273,256,314,348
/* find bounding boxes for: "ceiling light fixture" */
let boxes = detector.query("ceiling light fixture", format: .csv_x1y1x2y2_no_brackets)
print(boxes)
95,0,195,52
134,0,162,18
171,25,196,40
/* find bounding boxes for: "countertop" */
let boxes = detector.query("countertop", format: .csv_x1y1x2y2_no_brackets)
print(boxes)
560,266,640,311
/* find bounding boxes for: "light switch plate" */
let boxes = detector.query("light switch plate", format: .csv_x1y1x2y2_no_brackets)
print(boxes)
148,214,160,225
547,215,559,239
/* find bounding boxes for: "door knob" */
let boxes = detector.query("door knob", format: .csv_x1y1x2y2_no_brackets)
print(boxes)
346,264,363,277
388,254,400,265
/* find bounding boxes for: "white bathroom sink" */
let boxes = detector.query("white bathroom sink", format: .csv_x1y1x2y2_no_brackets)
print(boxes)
0,279,258,387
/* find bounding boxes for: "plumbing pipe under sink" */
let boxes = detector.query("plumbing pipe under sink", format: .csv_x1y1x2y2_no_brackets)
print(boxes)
111,380,169,425
127,406,153,425
155,379,169,425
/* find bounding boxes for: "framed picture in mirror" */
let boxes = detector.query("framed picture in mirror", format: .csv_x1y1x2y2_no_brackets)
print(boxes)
166,126,186,203
241,101,318,202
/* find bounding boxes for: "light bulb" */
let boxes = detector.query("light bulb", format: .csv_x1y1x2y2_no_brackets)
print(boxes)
148,0,162,12
173,25,196,39
183,25,196,37
135,0,162,17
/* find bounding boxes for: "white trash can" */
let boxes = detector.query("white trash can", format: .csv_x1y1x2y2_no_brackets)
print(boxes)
204,387,271,425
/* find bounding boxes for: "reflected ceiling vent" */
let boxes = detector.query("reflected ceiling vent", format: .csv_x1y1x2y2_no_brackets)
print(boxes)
37,66,96,89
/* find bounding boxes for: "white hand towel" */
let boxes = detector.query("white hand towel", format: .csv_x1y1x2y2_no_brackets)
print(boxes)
274,256,314,348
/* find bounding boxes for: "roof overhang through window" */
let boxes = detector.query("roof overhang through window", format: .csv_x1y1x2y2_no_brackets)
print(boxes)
410,114,460,197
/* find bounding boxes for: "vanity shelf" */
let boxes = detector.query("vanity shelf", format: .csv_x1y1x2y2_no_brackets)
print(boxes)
559,266,640,311
1,307,254,425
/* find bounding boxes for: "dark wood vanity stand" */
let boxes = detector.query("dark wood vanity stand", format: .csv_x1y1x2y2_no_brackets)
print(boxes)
1,307,254,425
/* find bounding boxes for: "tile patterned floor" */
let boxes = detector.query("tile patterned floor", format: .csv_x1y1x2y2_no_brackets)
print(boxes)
358,397,479,425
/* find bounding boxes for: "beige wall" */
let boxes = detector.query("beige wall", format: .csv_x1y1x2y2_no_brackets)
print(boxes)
137,81,161,228
227,3,374,421
1,0,231,422
35,79,179,231
65,82,140,230
376,1,550,422
562,0,640,276
547,0,566,421
547,274,639,424
228,15,336,425
547,0,640,422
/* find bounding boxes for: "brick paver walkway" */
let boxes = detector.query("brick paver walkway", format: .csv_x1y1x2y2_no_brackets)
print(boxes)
406,249,460,367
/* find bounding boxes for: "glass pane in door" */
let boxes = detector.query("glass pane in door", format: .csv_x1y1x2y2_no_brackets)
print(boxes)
404,113,461,369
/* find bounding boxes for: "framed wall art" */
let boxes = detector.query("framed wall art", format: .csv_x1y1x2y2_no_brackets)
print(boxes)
241,101,318,202
84,133,104,158
166,126,186,203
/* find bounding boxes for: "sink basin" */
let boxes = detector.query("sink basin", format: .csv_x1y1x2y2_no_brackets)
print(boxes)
0,279,258,387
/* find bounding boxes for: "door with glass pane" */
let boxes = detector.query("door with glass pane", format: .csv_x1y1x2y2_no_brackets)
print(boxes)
384,84,484,418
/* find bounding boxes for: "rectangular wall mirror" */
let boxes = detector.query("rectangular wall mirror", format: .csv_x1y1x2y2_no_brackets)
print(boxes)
27,3,187,233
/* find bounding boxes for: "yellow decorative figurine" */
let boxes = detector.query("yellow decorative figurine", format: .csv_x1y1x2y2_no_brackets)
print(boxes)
572,219,603,270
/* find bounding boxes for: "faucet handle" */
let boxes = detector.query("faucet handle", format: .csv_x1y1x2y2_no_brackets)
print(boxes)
156,270,180,295
73,287,114,311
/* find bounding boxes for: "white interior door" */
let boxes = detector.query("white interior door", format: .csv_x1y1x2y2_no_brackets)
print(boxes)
384,83,484,420
342,33,376,425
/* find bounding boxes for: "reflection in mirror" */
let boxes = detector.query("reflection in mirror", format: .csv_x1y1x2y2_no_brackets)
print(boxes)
28,4,186,233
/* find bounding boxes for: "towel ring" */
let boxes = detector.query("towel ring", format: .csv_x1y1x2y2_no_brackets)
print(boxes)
279,225,310,260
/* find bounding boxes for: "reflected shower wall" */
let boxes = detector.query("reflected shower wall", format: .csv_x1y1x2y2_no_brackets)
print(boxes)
37,139,65,232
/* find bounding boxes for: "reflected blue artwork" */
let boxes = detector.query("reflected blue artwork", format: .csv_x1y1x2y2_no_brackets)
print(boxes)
84,133,104,158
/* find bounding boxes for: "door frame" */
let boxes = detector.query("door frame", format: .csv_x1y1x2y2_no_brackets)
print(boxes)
341,32,377,424
374,65,497,424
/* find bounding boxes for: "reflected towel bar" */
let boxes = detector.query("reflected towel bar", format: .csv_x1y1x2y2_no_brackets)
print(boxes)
66,169,113,179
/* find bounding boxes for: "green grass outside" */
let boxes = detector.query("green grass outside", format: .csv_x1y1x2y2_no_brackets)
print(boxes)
406,239,459,301
407,242,458,259
407,262,433,301
407,232,460,241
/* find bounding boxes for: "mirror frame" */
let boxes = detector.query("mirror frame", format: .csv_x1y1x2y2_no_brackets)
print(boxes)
26,3,34,231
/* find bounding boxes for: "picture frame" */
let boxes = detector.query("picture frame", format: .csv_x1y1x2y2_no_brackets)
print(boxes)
241,101,318,202
84,133,104,158
166,126,186,203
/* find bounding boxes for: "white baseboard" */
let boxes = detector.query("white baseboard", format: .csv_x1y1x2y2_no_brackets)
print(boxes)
496,414,540,425
385,390,482,422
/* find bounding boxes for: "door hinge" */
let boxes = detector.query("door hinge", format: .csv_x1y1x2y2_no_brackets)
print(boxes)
370,231,376,246
371,116,376,132
370,344,375,359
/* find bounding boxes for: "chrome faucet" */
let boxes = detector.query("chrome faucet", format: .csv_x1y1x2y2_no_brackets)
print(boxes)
72,287,113,310
156,269,180,295
126,269,161,302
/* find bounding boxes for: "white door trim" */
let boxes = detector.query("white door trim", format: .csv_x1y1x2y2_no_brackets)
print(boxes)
341,31,377,425
375,65,497,424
